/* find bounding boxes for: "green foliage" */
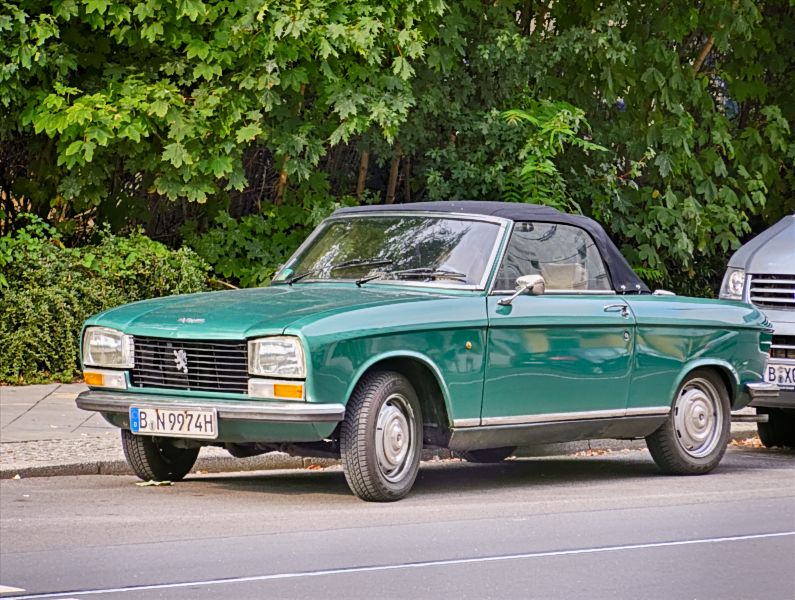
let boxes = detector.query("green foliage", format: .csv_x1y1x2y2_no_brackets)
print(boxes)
187,178,356,287
394,0,794,293
0,215,210,383
502,100,607,211
420,97,605,213
2,0,794,298
2,0,446,220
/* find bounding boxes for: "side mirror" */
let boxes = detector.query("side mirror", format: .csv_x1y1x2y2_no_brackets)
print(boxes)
498,274,546,306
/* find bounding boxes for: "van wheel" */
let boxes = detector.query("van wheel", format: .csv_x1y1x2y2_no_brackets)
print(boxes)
340,371,423,502
646,369,730,474
757,408,795,448
121,429,199,481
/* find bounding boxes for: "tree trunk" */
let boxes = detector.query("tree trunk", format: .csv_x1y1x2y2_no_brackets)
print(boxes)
274,155,289,205
274,84,306,206
403,155,411,203
356,150,369,199
692,36,715,74
385,144,402,205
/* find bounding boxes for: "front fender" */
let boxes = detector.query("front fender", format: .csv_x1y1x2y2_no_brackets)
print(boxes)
669,358,742,409
344,350,454,425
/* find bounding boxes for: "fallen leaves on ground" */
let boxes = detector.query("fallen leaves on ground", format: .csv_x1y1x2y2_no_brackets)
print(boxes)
729,436,763,448
574,447,639,457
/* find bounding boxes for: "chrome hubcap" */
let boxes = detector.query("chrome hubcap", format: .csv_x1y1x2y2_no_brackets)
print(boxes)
673,378,723,458
375,393,415,482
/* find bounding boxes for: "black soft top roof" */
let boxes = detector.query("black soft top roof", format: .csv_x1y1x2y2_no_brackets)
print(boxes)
334,201,649,294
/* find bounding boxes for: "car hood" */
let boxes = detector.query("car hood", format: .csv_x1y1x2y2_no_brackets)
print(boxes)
86,284,454,339
728,214,795,273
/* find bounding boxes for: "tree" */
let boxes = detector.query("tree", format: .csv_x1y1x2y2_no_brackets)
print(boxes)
391,0,794,292
1,0,445,230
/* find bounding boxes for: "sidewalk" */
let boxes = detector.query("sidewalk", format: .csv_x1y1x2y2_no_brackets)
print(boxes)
0,383,760,479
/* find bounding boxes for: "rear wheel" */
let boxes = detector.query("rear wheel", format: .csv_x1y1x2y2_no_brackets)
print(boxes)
459,447,515,463
646,369,730,475
121,429,199,481
757,408,795,448
340,371,423,502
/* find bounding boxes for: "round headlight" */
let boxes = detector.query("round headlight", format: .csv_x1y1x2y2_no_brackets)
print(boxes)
720,268,746,300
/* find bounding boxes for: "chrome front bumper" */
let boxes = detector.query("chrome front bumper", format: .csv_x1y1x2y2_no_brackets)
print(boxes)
76,390,345,423
745,382,795,410
746,382,780,399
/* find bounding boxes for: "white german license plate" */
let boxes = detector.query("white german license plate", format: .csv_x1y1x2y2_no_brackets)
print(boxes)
765,361,795,390
130,406,218,439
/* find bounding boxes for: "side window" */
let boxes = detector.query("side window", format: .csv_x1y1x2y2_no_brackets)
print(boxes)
494,222,611,292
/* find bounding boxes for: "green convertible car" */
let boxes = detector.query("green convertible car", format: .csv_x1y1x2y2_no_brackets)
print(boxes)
77,201,778,501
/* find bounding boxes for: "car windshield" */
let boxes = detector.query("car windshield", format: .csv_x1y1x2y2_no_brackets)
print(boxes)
274,215,502,287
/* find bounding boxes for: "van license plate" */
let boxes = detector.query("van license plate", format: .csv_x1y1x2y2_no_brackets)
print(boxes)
765,361,795,390
130,406,218,439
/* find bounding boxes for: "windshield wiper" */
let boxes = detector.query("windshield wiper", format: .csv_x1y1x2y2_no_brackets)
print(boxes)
286,258,393,285
389,267,468,281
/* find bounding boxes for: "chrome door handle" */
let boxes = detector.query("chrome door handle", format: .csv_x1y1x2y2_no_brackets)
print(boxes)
603,304,630,318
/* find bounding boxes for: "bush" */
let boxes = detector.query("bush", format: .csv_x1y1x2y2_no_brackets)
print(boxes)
187,192,357,288
0,216,210,384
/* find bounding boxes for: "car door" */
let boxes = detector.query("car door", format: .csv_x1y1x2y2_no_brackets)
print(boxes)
482,221,635,424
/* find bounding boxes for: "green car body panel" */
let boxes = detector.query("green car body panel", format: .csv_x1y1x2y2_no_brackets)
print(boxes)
82,283,770,443
77,202,773,462
625,295,771,412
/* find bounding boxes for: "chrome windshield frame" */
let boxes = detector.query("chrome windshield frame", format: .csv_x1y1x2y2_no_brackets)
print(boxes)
273,211,512,292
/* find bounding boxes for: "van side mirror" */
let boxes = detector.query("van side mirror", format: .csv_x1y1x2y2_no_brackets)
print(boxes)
498,274,546,306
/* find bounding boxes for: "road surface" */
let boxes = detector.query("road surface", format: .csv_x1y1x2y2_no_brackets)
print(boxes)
1,446,794,599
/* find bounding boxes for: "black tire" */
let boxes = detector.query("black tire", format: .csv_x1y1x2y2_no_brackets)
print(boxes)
459,447,515,463
757,408,795,449
340,371,423,502
121,429,199,481
646,369,730,475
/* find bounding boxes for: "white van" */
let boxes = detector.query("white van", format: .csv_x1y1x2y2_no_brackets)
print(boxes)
720,214,794,447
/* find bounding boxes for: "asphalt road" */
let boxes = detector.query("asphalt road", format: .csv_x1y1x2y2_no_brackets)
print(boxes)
1,447,794,600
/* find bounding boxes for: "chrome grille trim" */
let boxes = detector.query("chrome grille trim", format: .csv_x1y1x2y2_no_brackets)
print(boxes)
749,274,795,311
130,336,248,394
770,335,795,360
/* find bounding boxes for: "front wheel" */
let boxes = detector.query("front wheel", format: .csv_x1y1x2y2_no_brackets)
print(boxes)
757,408,795,448
646,369,730,475
340,371,423,502
121,429,199,481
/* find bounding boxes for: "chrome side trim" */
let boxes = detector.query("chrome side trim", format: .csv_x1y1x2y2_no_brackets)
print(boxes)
76,390,345,423
625,406,671,417
746,382,780,399
480,407,670,427
451,418,481,428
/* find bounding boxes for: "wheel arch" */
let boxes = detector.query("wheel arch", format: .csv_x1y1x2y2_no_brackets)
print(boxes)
671,359,739,408
346,352,453,444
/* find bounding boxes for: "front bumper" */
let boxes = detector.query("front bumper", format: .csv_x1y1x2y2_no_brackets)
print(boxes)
747,383,795,410
76,390,345,423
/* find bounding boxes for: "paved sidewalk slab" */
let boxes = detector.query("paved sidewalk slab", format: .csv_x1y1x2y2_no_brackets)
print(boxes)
1,384,116,443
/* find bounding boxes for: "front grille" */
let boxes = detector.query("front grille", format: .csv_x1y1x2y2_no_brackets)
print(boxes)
770,335,795,360
130,337,248,394
749,274,795,311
